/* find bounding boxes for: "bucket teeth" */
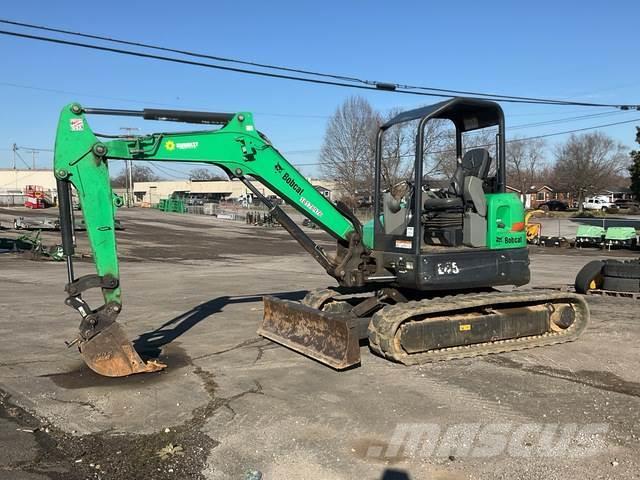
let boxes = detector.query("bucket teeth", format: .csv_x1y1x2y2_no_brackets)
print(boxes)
79,323,166,377
259,296,361,370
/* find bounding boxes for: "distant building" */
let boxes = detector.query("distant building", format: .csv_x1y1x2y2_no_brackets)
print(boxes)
598,187,635,203
0,169,58,206
516,185,573,209
314,185,331,198
133,178,340,206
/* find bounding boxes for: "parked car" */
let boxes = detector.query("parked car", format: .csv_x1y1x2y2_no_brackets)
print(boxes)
538,200,568,211
614,199,640,209
582,196,617,211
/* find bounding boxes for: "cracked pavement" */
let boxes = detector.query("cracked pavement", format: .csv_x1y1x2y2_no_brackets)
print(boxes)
0,207,639,479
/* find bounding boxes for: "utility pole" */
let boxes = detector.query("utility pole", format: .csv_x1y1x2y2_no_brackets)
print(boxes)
120,127,139,207
128,161,134,207
12,143,16,170
23,149,38,169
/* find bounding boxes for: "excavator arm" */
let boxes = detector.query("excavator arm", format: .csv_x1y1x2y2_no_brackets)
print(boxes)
54,103,369,376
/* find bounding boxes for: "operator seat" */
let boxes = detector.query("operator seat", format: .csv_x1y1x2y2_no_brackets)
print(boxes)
422,148,491,247
423,148,491,210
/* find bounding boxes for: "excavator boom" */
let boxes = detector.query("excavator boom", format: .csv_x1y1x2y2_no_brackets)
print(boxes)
54,103,364,376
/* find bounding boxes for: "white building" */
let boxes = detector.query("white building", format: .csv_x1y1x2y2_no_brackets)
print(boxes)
0,169,58,206
0,167,343,208
133,178,340,206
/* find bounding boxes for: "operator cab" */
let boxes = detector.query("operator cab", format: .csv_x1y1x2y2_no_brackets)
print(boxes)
373,97,515,254
421,147,492,247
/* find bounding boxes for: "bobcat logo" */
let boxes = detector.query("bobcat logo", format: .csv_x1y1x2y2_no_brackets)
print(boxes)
274,162,284,174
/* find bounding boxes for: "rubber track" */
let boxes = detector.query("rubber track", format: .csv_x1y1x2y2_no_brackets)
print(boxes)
302,288,343,310
368,290,590,364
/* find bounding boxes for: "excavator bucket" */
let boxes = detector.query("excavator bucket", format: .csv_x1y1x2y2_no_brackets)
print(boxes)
79,323,166,377
259,296,361,369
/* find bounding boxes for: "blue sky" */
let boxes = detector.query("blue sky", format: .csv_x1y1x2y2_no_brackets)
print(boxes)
0,1,639,178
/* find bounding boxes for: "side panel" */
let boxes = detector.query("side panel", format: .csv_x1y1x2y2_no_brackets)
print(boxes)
382,247,530,291
486,193,527,250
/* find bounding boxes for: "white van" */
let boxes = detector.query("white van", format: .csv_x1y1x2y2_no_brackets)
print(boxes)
582,195,616,211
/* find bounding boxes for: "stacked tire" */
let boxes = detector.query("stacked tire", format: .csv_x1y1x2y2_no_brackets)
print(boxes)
575,259,640,294
601,260,640,293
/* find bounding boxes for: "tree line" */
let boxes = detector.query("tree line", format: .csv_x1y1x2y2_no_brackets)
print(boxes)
111,165,224,187
319,96,634,208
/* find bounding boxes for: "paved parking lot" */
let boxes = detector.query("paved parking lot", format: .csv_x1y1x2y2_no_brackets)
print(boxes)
0,208,638,479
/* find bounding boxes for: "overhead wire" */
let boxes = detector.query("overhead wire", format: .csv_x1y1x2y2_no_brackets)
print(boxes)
2,18,640,108
1,19,639,174
289,116,640,167
13,149,32,169
0,81,331,119
3,114,638,173
0,24,639,108
3,81,622,121
147,161,185,179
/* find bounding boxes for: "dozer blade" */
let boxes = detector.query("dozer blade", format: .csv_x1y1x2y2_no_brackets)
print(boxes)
79,323,166,377
259,296,361,370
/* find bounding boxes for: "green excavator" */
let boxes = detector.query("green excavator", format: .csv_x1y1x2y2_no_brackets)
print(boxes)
53,98,589,377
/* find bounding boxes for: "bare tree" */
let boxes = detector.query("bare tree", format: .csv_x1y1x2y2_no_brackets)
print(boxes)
430,127,498,180
630,127,640,200
553,132,627,212
379,110,451,188
319,97,379,205
380,108,413,189
189,167,225,181
506,136,547,198
111,165,159,187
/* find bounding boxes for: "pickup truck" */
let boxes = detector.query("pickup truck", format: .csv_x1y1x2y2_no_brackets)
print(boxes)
582,196,616,211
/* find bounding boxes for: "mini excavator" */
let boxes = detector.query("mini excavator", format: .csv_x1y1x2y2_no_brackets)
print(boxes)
54,98,589,377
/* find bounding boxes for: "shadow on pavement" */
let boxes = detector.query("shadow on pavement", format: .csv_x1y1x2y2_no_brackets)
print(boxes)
380,468,412,480
133,290,308,358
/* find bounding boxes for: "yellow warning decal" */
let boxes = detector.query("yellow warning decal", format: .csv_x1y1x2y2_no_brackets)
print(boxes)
459,324,471,332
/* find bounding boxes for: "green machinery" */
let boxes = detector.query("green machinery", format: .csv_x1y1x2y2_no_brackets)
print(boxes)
156,198,186,213
576,225,638,249
575,225,607,248
604,227,638,249
54,98,589,377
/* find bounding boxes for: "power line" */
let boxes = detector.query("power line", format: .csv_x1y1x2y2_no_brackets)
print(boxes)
13,147,31,169
289,117,640,167
512,117,640,141
14,145,53,152
1,81,619,121
147,162,185,179
5,81,626,129
0,81,331,120
112,116,640,173
3,18,640,108
0,18,367,86
1,111,636,173
509,110,628,131
1,25,639,109
0,29,450,100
